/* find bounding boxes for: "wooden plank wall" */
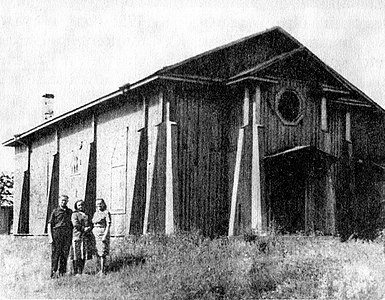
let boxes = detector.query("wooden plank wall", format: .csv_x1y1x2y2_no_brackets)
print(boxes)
261,79,347,234
263,80,321,155
59,117,93,211
96,95,145,236
29,131,57,234
174,84,228,237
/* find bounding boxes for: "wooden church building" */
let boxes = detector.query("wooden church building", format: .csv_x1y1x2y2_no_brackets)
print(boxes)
4,27,385,239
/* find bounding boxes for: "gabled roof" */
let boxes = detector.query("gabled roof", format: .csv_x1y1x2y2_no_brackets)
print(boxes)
3,26,384,147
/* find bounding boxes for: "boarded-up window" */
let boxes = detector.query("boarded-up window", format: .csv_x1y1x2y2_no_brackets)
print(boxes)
110,130,127,213
110,165,125,213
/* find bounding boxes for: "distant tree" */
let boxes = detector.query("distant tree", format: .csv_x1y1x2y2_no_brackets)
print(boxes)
0,172,14,206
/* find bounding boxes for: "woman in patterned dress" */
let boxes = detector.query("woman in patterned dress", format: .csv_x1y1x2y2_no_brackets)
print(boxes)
92,198,111,275
71,200,92,275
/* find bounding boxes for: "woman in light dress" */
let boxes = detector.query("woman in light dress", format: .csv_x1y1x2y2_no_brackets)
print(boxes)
92,198,111,275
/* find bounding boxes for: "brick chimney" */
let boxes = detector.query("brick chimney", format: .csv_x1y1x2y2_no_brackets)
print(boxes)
42,94,54,121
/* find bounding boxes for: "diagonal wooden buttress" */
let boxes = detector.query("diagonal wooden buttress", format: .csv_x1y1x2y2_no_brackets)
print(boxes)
229,86,263,236
143,90,175,235
143,106,159,235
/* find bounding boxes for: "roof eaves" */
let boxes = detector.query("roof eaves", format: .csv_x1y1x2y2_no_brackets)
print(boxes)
266,27,385,113
3,89,123,147
303,49,385,113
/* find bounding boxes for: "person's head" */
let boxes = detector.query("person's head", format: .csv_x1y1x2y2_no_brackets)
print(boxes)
74,200,85,212
59,195,69,209
95,198,107,211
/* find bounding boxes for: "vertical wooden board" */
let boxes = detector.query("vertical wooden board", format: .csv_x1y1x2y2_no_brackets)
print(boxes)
175,90,184,230
178,88,189,231
190,93,198,230
171,123,179,230
259,128,268,231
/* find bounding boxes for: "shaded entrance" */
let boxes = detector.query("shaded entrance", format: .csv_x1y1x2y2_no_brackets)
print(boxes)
265,146,336,234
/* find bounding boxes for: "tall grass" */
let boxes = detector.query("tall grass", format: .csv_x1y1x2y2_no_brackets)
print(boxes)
1,232,385,299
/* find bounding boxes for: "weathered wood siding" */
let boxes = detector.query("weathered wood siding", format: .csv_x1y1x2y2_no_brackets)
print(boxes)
29,131,56,234
59,117,93,211
174,84,228,237
352,110,385,162
224,79,346,234
96,95,144,236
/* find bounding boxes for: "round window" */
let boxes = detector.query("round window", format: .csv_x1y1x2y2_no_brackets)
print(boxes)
277,90,302,123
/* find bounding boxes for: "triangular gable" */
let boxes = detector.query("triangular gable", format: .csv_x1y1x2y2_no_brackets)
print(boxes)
158,26,301,80
242,49,348,89
228,27,384,112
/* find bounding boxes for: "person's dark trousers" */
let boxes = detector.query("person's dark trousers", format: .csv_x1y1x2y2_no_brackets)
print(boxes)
51,227,72,276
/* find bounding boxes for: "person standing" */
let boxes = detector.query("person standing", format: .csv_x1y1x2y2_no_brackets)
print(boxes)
71,200,92,276
48,195,73,278
92,198,111,275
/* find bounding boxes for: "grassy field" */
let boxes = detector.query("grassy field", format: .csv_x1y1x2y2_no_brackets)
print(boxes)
1,232,385,299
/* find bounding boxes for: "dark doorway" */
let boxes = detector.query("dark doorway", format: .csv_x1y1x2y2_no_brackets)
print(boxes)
265,146,336,235
267,155,306,233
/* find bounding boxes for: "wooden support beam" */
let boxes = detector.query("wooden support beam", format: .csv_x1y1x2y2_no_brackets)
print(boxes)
321,85,350,95
228,128,244,236
243,88,249,126
165,98,175,234
229,87,249,236
143,93,162,235
251,86,262,233
345,111,351,142
321,96,327,131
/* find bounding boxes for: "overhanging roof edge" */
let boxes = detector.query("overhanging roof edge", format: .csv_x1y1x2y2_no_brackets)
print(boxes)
3,89,123,147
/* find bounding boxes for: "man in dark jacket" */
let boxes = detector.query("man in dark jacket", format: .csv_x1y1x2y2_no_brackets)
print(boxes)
48,195,73,278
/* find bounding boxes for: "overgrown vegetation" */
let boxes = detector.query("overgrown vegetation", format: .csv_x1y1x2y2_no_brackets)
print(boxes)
0,172,13,206
1,231,385,299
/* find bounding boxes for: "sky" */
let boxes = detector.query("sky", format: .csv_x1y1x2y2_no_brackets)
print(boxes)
1,0,385,172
